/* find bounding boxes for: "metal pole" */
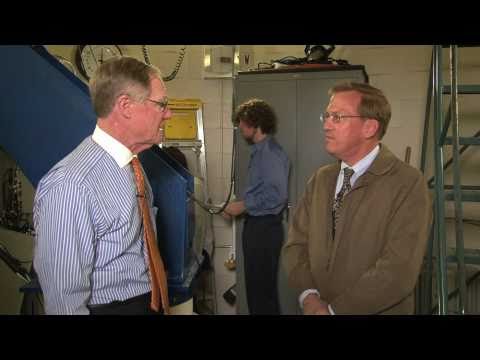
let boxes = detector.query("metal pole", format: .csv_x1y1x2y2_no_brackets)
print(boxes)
420,50,434,173
450,45,467,314
425,225,434,313
433,45,448,314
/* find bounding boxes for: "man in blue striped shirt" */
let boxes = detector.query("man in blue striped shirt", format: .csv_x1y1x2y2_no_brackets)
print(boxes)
224,99,290,314
33,56,172,314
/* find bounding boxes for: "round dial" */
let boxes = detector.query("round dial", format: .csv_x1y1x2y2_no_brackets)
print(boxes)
75,45,123,80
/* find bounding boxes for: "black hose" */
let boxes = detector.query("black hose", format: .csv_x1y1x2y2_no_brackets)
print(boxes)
142,45,187,82
163,47,186,82
187,127,237,215
207,127,237,215
142,45,151,65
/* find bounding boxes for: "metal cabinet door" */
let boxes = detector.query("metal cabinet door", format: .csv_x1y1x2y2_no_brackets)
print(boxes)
233,69,368,314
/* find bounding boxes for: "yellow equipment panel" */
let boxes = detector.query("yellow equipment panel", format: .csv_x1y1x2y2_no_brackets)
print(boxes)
164,99,202,140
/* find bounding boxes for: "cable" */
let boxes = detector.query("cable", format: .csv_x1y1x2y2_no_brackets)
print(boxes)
209,128,236,215
142,45,151,65
164,46,186,82
257,62,274,70
275,56,306,65
328,57,350,66
188,191,213,212
267,47,350,69
186,126,237,215
0,242,32,263
142,45,187,82
0,244,31,282
184,66,238,217
163,46,186,82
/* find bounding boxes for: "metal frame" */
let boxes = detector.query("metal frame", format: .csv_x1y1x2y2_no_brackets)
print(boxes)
432,45,449,314
419,45,480,315
162,100,217,314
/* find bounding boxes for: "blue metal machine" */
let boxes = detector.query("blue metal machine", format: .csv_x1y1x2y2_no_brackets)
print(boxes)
0,45,96,187
0,45,201,306
140,146,201,305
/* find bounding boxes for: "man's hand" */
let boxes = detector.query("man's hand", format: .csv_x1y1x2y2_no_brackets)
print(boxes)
303,293,331,315
224,201,246,217
221,211,232,221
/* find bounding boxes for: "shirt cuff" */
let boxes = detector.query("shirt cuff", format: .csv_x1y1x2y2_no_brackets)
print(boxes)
328,304,335,315
243,195,255,214
299,289,320,309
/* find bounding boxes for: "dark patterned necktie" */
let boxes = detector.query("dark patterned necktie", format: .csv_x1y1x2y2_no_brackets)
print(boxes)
332,167,355,238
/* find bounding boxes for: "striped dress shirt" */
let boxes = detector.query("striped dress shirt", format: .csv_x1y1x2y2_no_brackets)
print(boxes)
33,126,153,315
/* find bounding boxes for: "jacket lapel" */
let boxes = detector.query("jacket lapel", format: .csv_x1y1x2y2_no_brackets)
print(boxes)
327,144,397,272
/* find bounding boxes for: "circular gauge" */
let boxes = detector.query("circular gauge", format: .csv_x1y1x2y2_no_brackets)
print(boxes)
75,45,123,80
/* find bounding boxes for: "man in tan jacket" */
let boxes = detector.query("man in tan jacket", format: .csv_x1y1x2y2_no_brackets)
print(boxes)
282,82,432,315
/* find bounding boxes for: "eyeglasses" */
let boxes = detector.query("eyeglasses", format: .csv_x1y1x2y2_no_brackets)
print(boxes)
146,97,169,111
320,111,365,124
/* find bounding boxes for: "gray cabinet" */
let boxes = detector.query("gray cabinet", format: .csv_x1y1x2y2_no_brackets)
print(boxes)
233,67,368,314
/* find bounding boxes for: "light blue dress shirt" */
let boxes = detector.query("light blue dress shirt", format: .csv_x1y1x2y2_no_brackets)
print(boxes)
33,126,153,314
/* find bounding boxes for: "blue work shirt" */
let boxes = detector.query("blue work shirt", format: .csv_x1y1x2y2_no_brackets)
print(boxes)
243,136,290,216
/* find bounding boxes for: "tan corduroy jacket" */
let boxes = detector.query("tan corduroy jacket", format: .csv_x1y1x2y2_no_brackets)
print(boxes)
282,144,432,314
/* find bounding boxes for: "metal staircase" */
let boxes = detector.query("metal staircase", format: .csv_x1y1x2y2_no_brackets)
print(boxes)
417,45,480,315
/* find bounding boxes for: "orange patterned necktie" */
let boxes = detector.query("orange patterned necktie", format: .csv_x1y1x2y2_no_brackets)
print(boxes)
131,156,170,314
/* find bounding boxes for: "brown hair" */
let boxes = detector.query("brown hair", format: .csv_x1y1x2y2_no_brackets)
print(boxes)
233,98,277,134
89,56,162,118
329,82,391,139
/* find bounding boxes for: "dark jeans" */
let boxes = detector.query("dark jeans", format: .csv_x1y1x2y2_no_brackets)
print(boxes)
87,292,162,315
242,214,283,315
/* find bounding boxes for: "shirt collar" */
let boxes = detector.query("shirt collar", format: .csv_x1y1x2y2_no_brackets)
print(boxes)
91,125,133,168
340,144,380,177
252,135,270,153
